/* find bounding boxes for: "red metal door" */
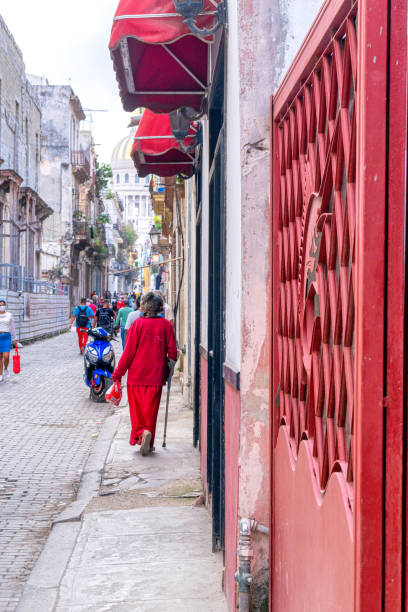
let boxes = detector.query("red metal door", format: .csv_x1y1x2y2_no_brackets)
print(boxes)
270,0,407,609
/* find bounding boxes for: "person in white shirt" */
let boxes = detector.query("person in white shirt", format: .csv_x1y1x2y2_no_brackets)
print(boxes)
124,296,144,344
0,300,17,382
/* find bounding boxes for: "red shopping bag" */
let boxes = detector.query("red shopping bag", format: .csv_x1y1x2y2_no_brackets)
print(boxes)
105,381,121,406
12,346,21,374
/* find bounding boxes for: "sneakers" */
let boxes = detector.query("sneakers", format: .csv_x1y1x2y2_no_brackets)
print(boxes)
4,370,10,379
0,374,3,382
140,430,152,456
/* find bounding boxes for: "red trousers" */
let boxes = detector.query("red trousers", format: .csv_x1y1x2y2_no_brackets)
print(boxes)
76,328,89,351
127,384,163,448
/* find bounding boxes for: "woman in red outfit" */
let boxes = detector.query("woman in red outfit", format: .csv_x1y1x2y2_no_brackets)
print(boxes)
112,292,177,455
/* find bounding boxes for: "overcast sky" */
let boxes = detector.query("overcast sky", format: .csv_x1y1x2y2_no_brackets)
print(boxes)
0,0,131,164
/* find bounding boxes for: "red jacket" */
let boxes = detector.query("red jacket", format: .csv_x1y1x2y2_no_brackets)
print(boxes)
113,316,177,386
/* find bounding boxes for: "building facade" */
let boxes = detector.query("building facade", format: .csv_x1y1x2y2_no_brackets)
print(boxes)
0,15,53,292
110,1,408,610
111,120,154,292
29,77,108,303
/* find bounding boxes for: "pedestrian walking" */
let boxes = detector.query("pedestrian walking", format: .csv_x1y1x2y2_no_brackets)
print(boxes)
0,299,17,382
88,296,98,315
124,296,144,343
69,298,94,355
115,299,133,349
94,299,116,334
154,291,174,326
112,292,177,455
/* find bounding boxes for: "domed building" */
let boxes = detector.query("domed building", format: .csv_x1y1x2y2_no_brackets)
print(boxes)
111,116,153,264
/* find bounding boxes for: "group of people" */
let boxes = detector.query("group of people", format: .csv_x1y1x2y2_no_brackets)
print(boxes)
70,290,177,455
70,291,174,354
1,291,177,457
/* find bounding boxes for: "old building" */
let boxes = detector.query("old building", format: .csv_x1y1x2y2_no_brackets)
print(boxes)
29,77,109,303
111,115,153,271
0,15,69,342
0,16,53,291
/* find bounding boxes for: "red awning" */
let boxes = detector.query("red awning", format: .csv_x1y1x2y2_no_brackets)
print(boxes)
131,109,199,178
109,0,221,113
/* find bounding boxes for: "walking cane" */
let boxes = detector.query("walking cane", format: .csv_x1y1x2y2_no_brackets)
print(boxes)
162,359,176,448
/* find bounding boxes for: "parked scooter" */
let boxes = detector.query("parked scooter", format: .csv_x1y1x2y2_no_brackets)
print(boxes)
83,327,116,402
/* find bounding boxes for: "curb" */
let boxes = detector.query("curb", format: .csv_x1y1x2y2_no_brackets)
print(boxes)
16,412,121,612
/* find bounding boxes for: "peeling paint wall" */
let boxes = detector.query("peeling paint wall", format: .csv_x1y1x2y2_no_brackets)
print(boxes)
236,1,324,609
273,0,323,90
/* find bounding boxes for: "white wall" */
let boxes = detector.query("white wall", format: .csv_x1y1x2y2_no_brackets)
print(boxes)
225,0,242,371
200,118,209,350
273,0,323,91
0,290,70,342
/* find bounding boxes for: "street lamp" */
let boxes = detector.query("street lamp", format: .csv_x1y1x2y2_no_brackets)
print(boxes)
149,224,161,246
173,0,227,37
169,109,192,144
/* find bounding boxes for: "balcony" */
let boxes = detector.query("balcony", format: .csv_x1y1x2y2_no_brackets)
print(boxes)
71,150,90,183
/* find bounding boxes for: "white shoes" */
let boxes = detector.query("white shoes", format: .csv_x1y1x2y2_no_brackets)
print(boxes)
0,375,3,382
4,370,10,379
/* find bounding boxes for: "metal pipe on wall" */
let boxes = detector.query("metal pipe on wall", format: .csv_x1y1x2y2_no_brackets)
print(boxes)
235,518,270,610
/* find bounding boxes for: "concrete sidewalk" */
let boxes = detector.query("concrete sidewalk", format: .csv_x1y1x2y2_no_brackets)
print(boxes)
17,378,227,612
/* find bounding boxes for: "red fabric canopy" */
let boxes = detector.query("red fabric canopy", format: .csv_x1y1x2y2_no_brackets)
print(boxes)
131,109,198,178
109,0,221,113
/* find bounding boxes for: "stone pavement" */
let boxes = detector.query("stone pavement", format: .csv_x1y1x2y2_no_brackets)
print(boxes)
0,330,113,611
17,362,227,610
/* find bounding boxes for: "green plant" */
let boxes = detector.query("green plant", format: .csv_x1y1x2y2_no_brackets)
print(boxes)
105,190,115,200
154,215,162,230
121,224,138,248
97,213,110,225
95,160,113,198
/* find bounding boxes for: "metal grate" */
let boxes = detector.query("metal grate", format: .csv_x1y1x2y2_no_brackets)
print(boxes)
274,11,357,492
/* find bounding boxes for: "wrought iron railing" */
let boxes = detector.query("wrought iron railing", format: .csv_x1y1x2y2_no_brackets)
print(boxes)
0,264,68,295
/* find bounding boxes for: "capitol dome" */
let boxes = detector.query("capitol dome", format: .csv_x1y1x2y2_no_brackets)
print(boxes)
111,109,143,164
111,127,136,163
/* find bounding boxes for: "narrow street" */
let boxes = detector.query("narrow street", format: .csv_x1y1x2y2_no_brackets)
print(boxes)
0,331,112,611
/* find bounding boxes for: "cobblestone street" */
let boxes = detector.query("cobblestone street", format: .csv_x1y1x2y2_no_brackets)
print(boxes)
0,331,113,611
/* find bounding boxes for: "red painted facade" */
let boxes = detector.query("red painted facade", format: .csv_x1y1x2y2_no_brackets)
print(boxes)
224,381,240,610
200,355,208,487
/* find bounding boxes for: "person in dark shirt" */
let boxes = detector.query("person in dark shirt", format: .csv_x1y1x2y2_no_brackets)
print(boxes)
112,292,177,455
93,300,116,333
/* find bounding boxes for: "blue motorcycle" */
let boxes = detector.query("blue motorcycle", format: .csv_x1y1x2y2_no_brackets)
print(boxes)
83,327,116,402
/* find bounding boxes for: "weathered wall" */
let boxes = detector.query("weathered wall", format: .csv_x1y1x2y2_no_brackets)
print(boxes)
224,381,241,611
272,0,323,91
31,83,77,277
0,15,43,270
0,290,69,342
237,0,274,606
235,1,325,608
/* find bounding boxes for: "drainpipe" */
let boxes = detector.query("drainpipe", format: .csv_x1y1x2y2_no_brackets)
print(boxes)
235,518,270,611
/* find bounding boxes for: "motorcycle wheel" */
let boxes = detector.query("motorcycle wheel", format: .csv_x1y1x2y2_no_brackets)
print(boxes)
90,377,112,403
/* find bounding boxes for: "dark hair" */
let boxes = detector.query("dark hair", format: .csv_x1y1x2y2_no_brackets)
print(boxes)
103,300,110,307
142,291,163,316
80,298,87,304
123,299,129,306
135,296,141,309
0,300,5,305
